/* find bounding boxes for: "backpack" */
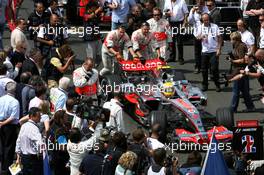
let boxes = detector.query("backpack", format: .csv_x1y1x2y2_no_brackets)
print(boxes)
101,146,124,175
128,144,150,175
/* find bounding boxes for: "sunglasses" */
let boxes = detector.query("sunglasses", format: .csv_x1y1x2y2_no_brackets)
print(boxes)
259,19,264,22
206,4,212,7
153,14,161,16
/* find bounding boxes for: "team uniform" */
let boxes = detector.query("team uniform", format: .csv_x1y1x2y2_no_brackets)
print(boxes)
131,29,159,59
100,30,132,76
73,66,99,100
147,18,172,59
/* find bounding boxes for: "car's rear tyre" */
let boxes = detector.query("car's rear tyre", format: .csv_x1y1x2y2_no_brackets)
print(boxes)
100,74,123,102
150,111,168,143
216,107,234,130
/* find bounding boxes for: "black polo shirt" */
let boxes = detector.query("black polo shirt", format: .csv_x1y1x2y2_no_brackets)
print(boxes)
79,153,105,175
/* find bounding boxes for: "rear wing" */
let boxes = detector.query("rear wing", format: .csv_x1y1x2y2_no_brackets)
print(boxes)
119,59,166,72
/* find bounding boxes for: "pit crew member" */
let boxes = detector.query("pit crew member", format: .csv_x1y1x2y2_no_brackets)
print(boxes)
147,7,172,61
73,57,99,101
100,25,138,76
131,22,161,60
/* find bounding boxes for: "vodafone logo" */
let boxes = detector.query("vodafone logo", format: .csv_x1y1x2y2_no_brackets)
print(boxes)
122,61,163,70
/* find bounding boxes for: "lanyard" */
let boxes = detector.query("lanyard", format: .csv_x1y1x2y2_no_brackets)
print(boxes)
28,120,40,130
170,1,176,16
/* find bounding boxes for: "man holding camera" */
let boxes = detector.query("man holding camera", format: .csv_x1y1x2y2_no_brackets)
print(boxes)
259,14,264,49
228,32,255,112
103,92,125,133
44,44,75,88
27,2,47,47
73,57,99,101
83,0,103,67
37,14,68,58
240,49,264,104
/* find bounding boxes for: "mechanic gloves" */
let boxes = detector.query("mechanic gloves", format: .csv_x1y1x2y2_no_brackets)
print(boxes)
140,57,146,65
85,70,94,81
159,56,165,62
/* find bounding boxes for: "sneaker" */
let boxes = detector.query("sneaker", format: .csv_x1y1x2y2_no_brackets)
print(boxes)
222,74,229,87
194,68,200,74
166,59,175,62
216,86,221,92
242,108,256,113
179,59,184,65
202,86,208,91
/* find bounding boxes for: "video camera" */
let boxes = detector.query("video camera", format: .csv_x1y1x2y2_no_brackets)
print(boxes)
103,1,110,12
73,97,110,122
164,155,178,167
164,9,170,21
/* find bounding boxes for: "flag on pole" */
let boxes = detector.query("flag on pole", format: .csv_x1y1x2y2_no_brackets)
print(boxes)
43,148,52,175
201,128,230,175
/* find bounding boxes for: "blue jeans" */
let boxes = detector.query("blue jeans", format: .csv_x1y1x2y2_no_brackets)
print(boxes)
111,21,127,30
231,76,255,112
0,23,5,50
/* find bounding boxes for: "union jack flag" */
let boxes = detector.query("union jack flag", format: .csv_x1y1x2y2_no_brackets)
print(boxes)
242,135,256,153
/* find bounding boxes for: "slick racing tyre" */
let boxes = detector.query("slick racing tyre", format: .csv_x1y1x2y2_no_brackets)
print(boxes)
216,107,234,130
150,111,168,143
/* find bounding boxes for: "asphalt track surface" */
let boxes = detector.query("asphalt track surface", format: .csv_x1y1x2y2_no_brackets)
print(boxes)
3,0,263,163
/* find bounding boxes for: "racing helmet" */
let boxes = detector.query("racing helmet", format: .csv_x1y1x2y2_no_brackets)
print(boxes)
161,82,175,98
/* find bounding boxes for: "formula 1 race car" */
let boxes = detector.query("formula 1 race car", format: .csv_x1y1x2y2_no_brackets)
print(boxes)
100,58,234,144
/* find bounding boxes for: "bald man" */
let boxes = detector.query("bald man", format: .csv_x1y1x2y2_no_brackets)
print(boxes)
37,14,68,58
10,18,29,52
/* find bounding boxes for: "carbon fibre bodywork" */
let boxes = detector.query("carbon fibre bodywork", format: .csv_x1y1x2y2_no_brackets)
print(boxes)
101,59,233,144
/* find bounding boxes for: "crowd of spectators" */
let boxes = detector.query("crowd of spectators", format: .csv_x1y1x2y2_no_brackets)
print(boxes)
0,0,264,175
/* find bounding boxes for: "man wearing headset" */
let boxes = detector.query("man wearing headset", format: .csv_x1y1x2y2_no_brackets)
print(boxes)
196,13,222,92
